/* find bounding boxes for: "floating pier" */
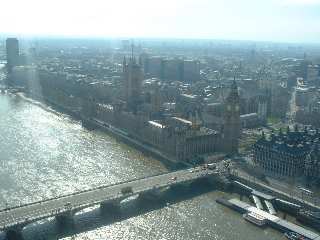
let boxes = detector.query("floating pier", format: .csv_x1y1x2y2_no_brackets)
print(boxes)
216,198,320,240
264,200,277,215
251,195,264,210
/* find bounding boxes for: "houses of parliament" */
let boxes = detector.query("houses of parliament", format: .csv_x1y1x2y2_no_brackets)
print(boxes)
84,56,241,164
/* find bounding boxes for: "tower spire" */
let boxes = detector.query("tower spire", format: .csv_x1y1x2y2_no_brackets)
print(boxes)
232,76,237,90
223,75,240,155
131,43,134,60
227,76,239,102
123,56,127,72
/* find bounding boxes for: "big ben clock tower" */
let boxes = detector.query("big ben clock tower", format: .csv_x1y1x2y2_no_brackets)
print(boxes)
223,78,241,155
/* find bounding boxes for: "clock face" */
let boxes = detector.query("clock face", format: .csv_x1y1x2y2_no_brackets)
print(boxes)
227,105,239,111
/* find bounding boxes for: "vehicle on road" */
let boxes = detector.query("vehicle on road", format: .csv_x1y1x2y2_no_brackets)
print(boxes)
121,186,133,195
202,164,208,170
207,163,216,170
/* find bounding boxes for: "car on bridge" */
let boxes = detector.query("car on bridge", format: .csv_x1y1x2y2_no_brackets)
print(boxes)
208,163,216,170
121,186,133,195
64,202,72,209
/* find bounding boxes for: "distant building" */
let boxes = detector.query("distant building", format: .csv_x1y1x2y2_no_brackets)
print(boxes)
296,97,320,128
143,56,163,79
296,85,318,108
162,58,183,82
270,83,290,119
142,56,200,83
6,38,20,73
183,60,200,83
307,64,320,84
121,39,130,51
293,59,310,80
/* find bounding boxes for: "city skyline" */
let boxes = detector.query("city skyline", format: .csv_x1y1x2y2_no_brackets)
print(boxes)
1,12,320,239
1,0,320,43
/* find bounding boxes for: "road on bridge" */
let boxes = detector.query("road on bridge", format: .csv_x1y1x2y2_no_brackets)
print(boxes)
0,164,222,232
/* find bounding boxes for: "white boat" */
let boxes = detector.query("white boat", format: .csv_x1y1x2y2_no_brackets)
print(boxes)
243,212,267,227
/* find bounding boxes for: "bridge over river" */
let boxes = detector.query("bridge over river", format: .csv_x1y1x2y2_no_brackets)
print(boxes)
0,164,225,239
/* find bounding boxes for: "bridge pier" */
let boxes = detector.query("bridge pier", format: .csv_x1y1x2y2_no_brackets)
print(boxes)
100,200,121,215
170,182,192,193
5,226,24,240
207,175,231,190
55,210,75,226
138,188,165,203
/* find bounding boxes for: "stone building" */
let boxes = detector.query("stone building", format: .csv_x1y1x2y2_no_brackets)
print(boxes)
89,58,242,163
123,56,143,111
307,64,320,84
6,38,20,73
222,78,241,154
295,87,320,128
201,79,267,130
142,55,200,83
145,117,221,163
305,147,320,181
253,126,320,179
93,102,221,164
182,60,200,83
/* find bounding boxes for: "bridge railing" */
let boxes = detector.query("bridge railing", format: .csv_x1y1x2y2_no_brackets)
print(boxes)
0,167,220,230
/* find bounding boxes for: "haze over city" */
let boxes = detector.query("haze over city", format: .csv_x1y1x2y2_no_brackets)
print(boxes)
1,1,320,240
1,0,320,43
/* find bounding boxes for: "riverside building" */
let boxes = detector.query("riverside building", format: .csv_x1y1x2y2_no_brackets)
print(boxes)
253,126,320,181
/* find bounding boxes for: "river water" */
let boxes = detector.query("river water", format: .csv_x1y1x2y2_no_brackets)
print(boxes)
0,75,283,239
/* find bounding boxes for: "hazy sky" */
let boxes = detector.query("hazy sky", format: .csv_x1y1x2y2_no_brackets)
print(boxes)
1,0,320,43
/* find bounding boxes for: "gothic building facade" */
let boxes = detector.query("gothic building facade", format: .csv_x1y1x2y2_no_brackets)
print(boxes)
223,79,241,154
85,58,242,164
123,57,143,111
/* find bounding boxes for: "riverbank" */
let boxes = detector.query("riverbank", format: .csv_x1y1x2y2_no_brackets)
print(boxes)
231,170,320,212
13,90,188,170
83,117,190,170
